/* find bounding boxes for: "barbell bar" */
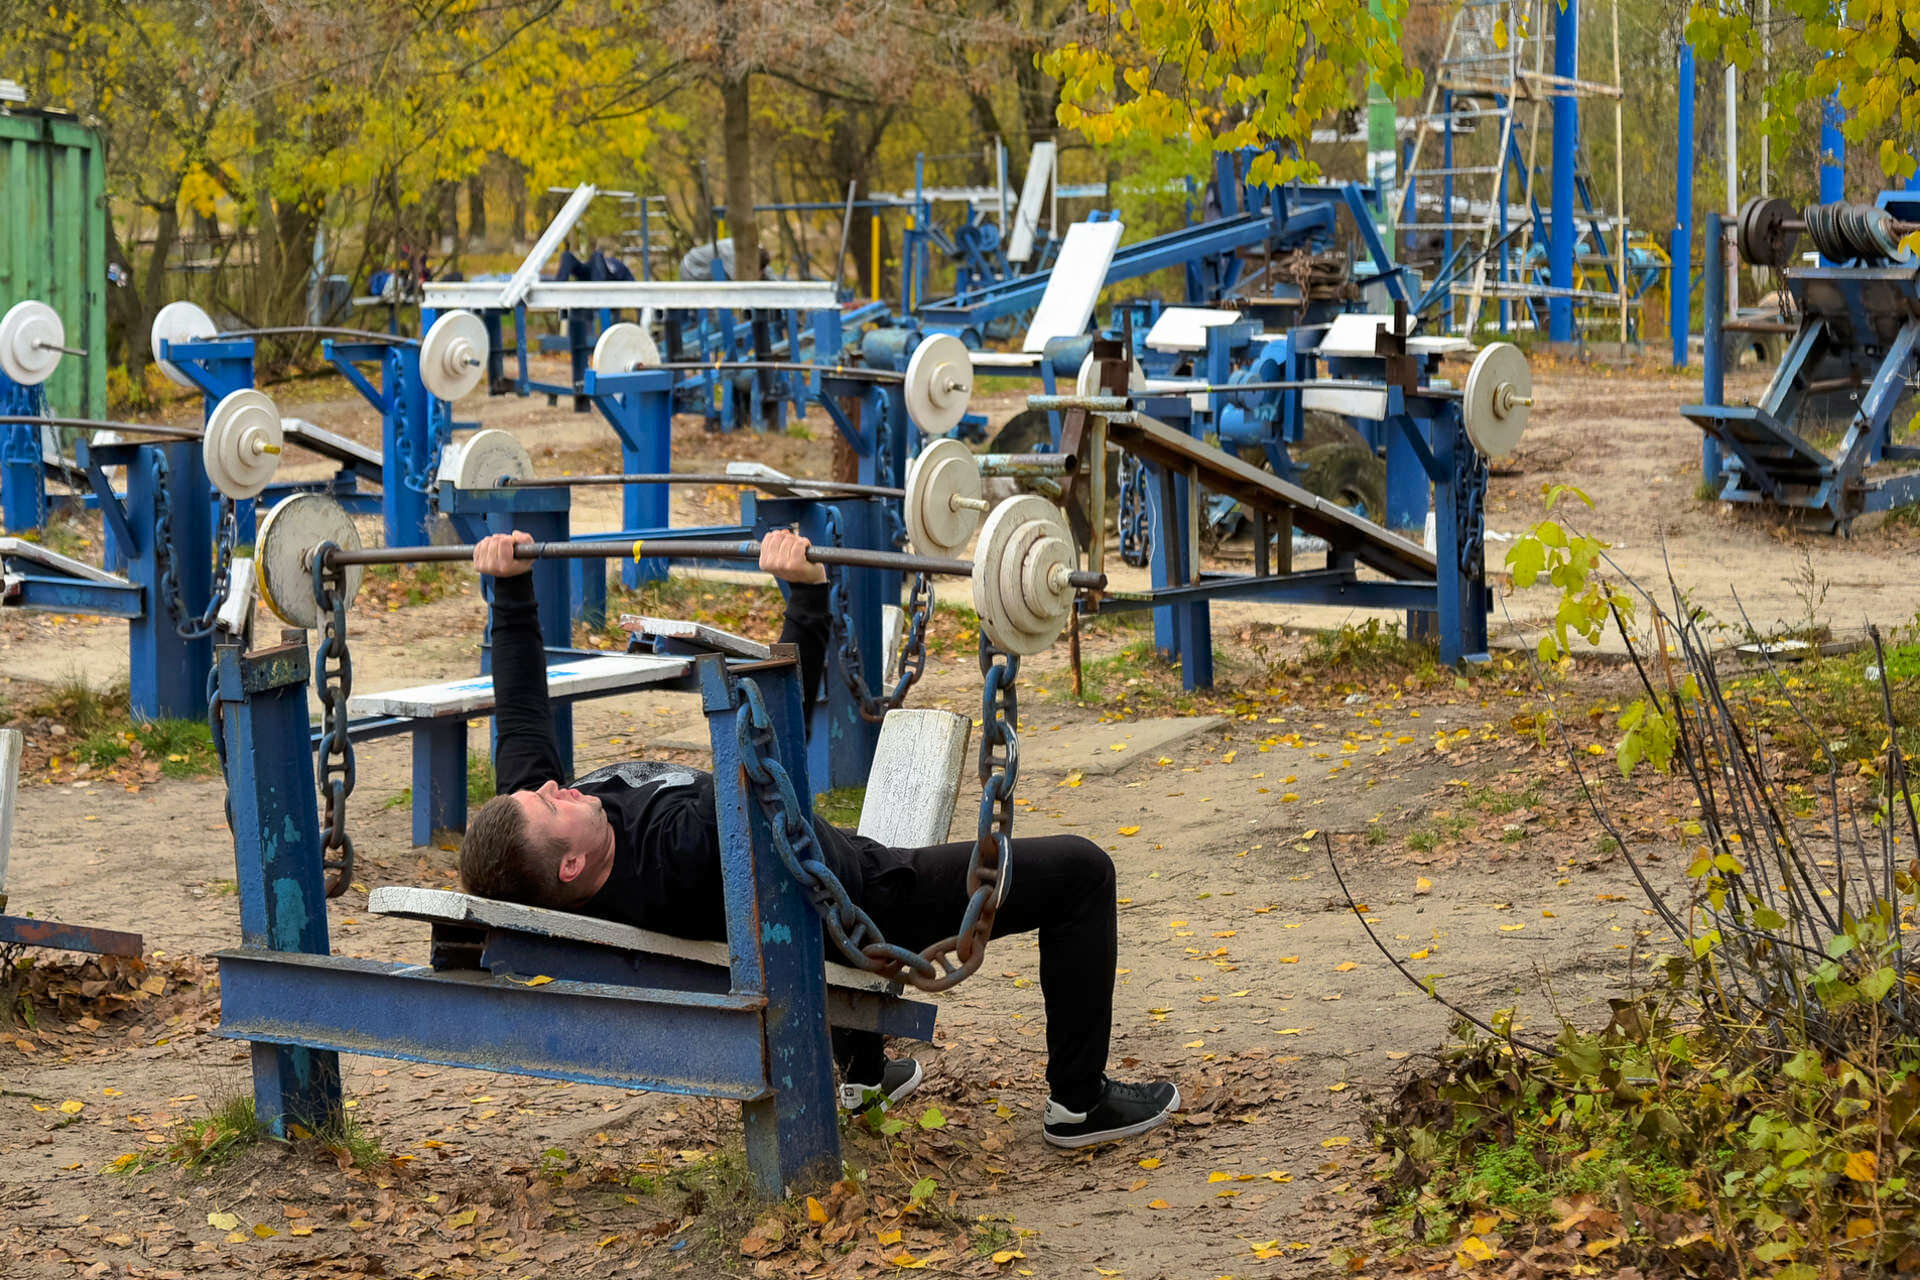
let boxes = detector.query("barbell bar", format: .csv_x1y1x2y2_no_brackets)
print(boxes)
253,491,1098,656
501,472,907,499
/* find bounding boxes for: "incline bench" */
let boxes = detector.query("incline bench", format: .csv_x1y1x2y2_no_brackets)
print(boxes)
363,704,972,1075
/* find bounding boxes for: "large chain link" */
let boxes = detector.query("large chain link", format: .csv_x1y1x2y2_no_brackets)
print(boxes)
151,450,239,640
311,546,356,898
1117,454,1152,567
730,658,1012,993
821,505,932,723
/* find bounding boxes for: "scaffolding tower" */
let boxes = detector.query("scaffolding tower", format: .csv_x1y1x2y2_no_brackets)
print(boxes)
1395,0,1631,340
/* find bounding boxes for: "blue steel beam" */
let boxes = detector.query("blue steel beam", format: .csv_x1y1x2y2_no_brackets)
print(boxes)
0,915,142,956
5,574,143,618
215,950,775,1100
917,212,1277,330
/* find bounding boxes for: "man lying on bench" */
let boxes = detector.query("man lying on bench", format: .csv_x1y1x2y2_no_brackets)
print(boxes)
458,529,1179,1149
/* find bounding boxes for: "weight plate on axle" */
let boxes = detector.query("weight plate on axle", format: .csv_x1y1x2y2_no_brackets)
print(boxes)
904,333,974,434
1461,341,1531,458
905,437,985,559
1736,196,1799,269
436,428,533,490
150,301,217,387
0,300,65,387
255,493,364,630
590,322,661,377
973,495,1076,656
419,310,488,402
202,389,284,500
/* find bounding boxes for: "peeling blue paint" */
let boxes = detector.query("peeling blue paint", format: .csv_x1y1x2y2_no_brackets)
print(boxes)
270,877,308,949
761,922,792,945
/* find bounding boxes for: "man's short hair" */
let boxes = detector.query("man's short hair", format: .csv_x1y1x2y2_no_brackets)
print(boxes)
459,794,568,905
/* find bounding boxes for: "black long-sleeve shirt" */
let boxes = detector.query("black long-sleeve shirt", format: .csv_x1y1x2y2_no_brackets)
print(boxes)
487,573,905,939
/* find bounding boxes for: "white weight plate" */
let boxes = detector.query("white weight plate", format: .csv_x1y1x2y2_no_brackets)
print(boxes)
150,301,216,387
972,494,1075,656
0,301,65,386
904,333,975,434
1073,351,1145,397
419,310,488,402
590,322,661,376
202,389,284,500
904,437,984,559
1461,342,1531,457
437,428,532,490
255,493,363,630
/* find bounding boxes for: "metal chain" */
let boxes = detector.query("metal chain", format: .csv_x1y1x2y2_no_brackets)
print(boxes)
1117,454,1152,567
821,505,932,723
730,672,1009,992
150,451,238,639
311,546,357,898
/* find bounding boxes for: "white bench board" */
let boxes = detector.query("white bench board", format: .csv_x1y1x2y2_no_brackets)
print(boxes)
348,654,689,719
967,351,1043,369
621,616,770,660
1023,221,1125,353
0,537,127,586
0,728,20,894
367,886,899,994
1144,307,1243,353
856,709,971,849
1006,140,1056,265
281,418,382,469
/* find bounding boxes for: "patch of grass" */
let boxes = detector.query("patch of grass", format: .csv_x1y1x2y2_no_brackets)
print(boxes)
1726,637,1920,778
113,1094,262,1174
360,560,466,609
1695,477,1721,502
25,672,129,736
813,786,864,827
1467,783,1542,815
76,717,218,779
1302,619,1442,684
386,753,495,810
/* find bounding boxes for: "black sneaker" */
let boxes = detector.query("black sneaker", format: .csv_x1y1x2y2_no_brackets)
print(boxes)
1043,1078,1181,1148
839,1056,924,1111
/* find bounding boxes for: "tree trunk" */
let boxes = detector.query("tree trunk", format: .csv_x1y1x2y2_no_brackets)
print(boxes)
468,171,488,245
507,165,527,248
720,68,759,282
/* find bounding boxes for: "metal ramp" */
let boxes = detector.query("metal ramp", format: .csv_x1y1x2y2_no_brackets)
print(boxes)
1098,410,1437,583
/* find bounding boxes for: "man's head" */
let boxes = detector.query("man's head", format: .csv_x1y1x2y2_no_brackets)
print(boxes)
459,780,614,908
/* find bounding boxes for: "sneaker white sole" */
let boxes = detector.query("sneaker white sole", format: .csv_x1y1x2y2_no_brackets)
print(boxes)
839,1058,925,1111
1042,1084,1182,1149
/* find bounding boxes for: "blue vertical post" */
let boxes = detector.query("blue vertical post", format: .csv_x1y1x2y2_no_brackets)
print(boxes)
1548,0,1580,343
584,367,674,588
1429,408,1489,664
1,377,47,533
124,441,213,721
1701,211,1726,486
386,343,435,548
794,497,884,789
1672,42,1695,367
215,639,342,1135
699,655,839,1197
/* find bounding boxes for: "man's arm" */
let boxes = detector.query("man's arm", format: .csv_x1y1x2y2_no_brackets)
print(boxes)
761,529,833,718
475,531,567,792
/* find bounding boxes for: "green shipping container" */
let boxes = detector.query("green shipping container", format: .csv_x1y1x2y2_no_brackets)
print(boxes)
1,106,106,418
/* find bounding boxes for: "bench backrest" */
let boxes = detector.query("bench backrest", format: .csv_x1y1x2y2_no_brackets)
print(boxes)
0,728,19,895
856,709,971,849
1022,220,1125,354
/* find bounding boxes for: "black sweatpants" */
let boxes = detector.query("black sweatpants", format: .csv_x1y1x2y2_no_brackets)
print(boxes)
813,828,1118,1112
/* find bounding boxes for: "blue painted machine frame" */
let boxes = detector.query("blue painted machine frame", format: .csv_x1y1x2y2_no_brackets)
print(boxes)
212,635,932,1198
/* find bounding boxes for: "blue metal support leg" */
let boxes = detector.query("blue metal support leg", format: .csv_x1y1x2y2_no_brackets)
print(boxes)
214,639,343,1136
413,719,468,846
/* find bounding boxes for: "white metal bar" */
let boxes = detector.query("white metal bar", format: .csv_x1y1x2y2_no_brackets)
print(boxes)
422,279,839,312
499,183,599,309
0,728,20,895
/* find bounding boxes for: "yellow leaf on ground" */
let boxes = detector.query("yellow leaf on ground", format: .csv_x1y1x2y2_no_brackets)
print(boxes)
1321,1136,1350,1148
207,1212,239,1232
1117,826,1141,836
1138,1157,1161,1169
992,1249,1025,1264
1456,1235,1495,1265
1062,771,1084,788
1410,948,1431,960
1207,1171,1232,1183
876,1229,902,1245
252,1224,277,1239
1844,1149,1878,1182
1147,1198,1170,1209
58,1100,83,1114
806,1196,827,1224
891,1253,927,1269
1586,1237,1622,1257
1415,876,1432,894
1334,961,1357,972
1499,924,1526,932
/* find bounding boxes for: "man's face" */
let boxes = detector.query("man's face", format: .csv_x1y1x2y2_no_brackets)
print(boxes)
511,779,612,895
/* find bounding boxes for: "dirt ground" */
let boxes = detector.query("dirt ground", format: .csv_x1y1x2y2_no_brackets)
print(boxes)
0,351,1906,1279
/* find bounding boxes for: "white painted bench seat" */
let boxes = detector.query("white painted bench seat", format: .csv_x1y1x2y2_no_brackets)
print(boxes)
0,537,129,586
0,728,19,896
1144,306,1243,353
348,654,689,720
281,418,382,470
368,885,901,994
623,616,770,660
